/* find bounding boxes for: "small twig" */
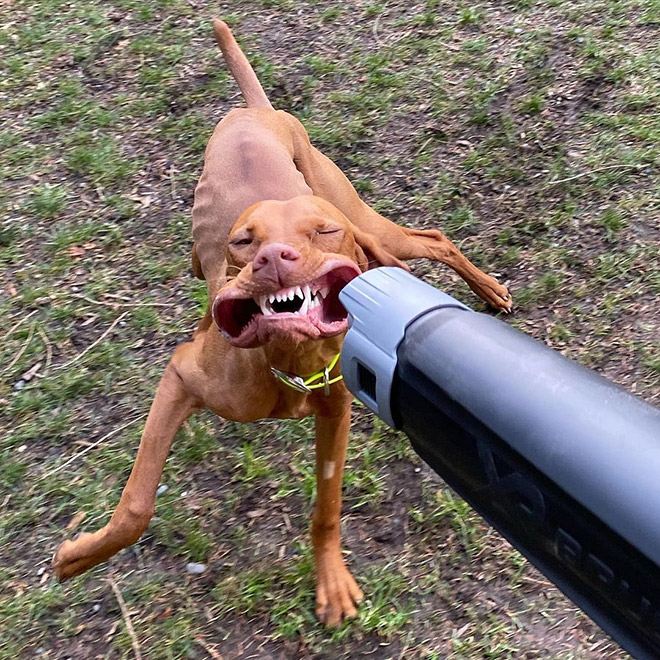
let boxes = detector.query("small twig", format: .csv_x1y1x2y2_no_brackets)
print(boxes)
2,309,38,342
397,643,410,660
195,636,224,659
542,163,642,188
415,136,435,155
169,165,177,200
1,323,36,377
372,11,384,47
40,416,144,479
37,326,53,374
436,40,460,52
108,576,143,660
54,311,128,371
70,293,173,308
103,293,134,302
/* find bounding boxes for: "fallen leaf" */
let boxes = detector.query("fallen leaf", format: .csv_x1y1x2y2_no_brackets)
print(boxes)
66,510,86,532
195,637,224,660
127,194,153,208
104,620,120,641
7,283,17,297
8,580,28,596
68,246,86,258
246,509,266,519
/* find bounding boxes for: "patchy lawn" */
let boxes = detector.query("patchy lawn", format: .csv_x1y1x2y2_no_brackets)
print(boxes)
1,0,658,658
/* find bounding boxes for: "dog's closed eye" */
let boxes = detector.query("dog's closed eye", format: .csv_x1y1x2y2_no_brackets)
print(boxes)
231,237,254,246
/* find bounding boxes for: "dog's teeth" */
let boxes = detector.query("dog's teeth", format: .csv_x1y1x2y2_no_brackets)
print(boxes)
288,289,295,301
308,286,320,309
269,294,276,304
320,286,329,299
295,286,303,300
259,296,272,316
299,294,309,316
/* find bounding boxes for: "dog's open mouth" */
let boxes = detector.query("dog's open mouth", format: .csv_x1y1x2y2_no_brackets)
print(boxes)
212,260,361,347
255,282,330,316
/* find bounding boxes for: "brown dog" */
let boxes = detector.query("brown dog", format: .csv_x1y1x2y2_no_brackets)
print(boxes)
53,20,511,626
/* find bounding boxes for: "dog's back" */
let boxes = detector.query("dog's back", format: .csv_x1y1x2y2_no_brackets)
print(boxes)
191,23,313,290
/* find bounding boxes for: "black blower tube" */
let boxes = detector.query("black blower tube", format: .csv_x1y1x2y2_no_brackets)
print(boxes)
339,267,660,660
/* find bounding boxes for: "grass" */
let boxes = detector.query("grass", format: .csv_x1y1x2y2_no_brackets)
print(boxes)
1,0,658,658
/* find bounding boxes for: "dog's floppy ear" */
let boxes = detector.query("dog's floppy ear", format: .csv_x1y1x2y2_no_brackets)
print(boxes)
351,225,410,272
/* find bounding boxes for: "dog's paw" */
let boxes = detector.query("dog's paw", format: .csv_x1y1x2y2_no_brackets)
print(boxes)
472,276,513,314
52,532,105,582
315,556,363,627
491,283,513,314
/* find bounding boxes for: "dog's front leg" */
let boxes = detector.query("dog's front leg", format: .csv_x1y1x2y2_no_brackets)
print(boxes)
312,408,363,626
53,363,196,581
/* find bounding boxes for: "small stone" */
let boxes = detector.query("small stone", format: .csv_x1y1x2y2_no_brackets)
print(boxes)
414,467,422,473
156,484,168,496
14,380,25,391
92,604,101,613
185,562,207,575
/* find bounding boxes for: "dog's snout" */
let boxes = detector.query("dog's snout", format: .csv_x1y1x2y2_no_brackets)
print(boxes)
252,243,301,283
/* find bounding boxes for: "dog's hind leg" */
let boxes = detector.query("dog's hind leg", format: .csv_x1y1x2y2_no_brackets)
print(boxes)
388,226,512,311
287,116,511,311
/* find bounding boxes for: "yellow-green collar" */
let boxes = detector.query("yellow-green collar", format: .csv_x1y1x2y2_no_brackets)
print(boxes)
270,353,342,395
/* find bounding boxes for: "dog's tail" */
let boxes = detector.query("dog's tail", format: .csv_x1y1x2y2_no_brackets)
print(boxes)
212,19,273,109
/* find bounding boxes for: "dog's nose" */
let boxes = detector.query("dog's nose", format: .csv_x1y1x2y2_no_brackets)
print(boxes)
252,243,301,284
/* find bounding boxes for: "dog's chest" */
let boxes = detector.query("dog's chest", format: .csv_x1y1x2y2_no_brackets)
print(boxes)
206,389,318,422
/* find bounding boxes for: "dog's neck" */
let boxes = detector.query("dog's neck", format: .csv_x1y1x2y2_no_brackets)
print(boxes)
263,335,344,378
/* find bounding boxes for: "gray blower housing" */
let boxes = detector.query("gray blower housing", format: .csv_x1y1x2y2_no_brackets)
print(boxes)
339,267,660,660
